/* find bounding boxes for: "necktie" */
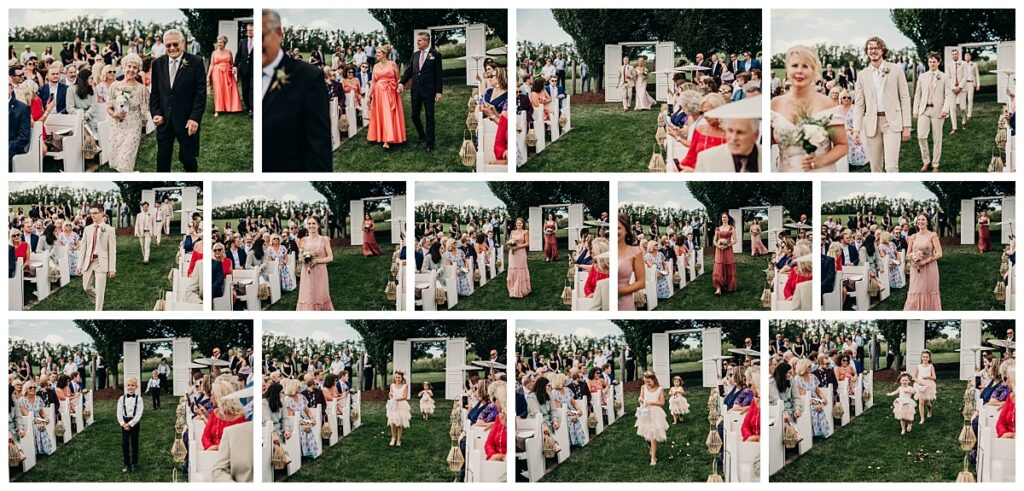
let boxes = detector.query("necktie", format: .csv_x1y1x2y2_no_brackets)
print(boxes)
928,73,938,106
248,38,252,54
91,226,98,258
170,58,178,86
419,51,425,70
954,62,959,86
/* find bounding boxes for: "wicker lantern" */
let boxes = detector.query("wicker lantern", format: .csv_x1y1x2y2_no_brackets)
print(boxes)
175,414,186,434
171,438,187,462
956,455,976,482
350,407,360,422
958,424,977,451
542,433,560,458
655,126,667,146
447,442,465,472
783,421,801,449
588,411,598,428
271,444,290,470
526,128,538,147
258,283,271,301
320,423,333,439
707,460,724,482
648,144,666,172
460,131,478,167
385,281,397,301
705,428,723,454
561,281,573,306
994,281,1006,301
558,114,567,128
466,111,478,131
449,420,462,441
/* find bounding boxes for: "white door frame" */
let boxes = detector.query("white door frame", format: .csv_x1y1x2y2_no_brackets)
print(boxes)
650,328,722,389
947,41,1015,104
413,24,488,86
350,195,405,246
604,41,675,102
144,186,200,235
728,206,783,253
393,337,468,401
960,195,1014,245
528,204,577,252
122,337,191,396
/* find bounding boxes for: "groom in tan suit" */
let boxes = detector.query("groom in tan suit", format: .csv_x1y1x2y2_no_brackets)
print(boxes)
78,203,117,311
618,56,635,111
946,48,967,133
135,202,155,264
852,36,911,173
913,52,953,172
961,51,981,129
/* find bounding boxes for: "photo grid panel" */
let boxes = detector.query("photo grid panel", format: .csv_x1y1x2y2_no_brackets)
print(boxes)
4,4,1022,488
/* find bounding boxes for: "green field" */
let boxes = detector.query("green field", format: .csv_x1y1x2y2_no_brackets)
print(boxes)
19,233,183,311
442,250,571,311
263,242,396,312
869,245,1006,311
652,251,771,311
771,377,968,482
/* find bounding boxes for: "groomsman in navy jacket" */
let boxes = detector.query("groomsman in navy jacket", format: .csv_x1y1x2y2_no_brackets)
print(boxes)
38,65,70,114
840,229,860,265
9,82,32,171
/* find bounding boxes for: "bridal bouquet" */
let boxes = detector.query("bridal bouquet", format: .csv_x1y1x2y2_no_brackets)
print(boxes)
302,249,315,266
544,227,555,236
775,111,835,168
717,238,729,250
111,87,132,114
362,224,371,232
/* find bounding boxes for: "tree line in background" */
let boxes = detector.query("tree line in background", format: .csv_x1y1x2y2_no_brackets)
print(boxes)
368,9,508,62
10,182,201,217
487,181,608,221
262,331,360,363
618,203,705,227
686,181,812,220
821,195,938,216
415,202,506,224
922,182,1014,224
606,320,759,374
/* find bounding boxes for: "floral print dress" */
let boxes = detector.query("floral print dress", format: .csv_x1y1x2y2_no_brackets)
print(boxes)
445,251,472,296
58,231,80,276
268,246,295,292
646,251,671,299
18,396,55,455
551,388,585,446
284,394,317,458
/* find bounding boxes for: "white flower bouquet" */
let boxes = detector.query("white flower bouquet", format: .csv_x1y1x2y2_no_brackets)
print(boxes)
111,87,132,114
506,239,518,248
775,111,835,169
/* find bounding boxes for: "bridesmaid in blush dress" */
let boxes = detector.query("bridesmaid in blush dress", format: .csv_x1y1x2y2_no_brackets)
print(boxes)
207,36,241,116
362,213,382,257
543,213,559,261
712,213,737,295
904,214,943,311
750,221,768,256
366,44,407,151
978,210,992,253
296,216,335,311
507,218,532,298
618,214,646,310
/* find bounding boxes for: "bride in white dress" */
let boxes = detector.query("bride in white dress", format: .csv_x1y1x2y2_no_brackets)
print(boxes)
770,45,849,172
634,58,656,111
105,53,149,172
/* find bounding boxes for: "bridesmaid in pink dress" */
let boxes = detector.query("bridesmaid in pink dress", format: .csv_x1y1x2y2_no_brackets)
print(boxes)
712,213,737,295
543,214,559,261
362,214,382,257
904,214,943,311
978,211,992,253
296,216,335,311
366,45,407,150
617,215,646,310
507,218,532,298
207,36,241,116
750,221,768,256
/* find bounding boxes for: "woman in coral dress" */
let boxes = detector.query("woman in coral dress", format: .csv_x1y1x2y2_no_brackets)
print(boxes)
507,218,532,298
978,210,992,253
543,213,559,261
207,36,241,116
904,214,943,311
296,216,334,311
712,213,737,295
366,45,406,150
750,221,768,256
361,213,381,257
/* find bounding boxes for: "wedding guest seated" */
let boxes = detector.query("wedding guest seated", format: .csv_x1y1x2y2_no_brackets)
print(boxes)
677,93,727,171
695,117,760,172
784,244,812,301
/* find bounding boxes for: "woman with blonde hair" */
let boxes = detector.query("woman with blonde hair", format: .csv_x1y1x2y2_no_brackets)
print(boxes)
366,44,406,151
839,88,868,167
106,52,149,172
207,35,242,116
282,377,318,457
201,377,246,450
677,93,728,171
771,45,848,172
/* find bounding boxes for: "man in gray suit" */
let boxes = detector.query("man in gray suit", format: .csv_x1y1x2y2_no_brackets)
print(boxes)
618,56,635,111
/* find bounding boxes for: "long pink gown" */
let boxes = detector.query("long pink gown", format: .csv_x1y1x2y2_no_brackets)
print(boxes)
543,221,559,260
713,227,737,292
507,230,531,298
904,234,941,311
296,235,334,311
210,50,241,113
751,227,768,256
366,63,407,144
362,221,381,257
978,220,992,253
618,245,643,310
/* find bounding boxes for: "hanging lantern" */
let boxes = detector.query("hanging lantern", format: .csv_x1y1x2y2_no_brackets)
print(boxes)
705,427,722,454
171,438,187,462
350,407,360,422
956,455,976,482
446,442,465,472
994,281,1006,301
466,111,478,131
385,281,397,301
449,420,462,441
707,460,724,482
958,424,977,451
542,433,560,458
655,126,667,146
561,282,573,306
783,420,801,449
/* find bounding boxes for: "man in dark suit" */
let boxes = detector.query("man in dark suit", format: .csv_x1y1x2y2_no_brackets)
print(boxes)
840,229,859,265
728,53,740,75
9,82,32,171
309,45,325,67
228,237,248,269
840,60,857,90
821,250,837,296
112,35,123,60
234,23,254,114
39,65,70,114
262,9,331,172
545,75,565,109
149,29,206,172
400,32,444,154
739,52,761,73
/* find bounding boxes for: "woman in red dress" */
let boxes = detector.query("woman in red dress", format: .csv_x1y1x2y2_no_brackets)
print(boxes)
543,213,559,261
712,213,737,295
361,213,381,257
741,366,761,442
676,93,727,171
201,378,248,450
978,210,992,253
366,45,406,151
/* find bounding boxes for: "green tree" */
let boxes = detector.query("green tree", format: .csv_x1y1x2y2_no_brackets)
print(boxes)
74,320,163,388
180,9,252,57
921,181,1013,230
487,181,608,220
368,9,507,61
686,182,812,220
113,181,203,216
311,181,406,238
891,9,1015,61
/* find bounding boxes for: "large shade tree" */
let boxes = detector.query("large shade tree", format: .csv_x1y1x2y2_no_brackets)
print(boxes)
180,9,252,55
368,9,508,61
611,320,758,372
891,9,1015,61
686,182,812,221
487,181,608,220
922,181,1014,228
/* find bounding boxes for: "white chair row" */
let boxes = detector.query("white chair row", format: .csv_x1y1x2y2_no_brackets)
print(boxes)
475,112,505,172
520,96,573,166
464,418,506,482
977,399,1015,482
167,252,203,311
771,272,812,311
270,395,362,480
1005,263,1015,311
721,403,760,482
188,407,222,482
12,113,84,172
15,392,93,476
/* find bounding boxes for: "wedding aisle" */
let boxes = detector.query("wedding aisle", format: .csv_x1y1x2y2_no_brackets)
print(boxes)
266,245,393,311
519,103,656,172
653,252,769,311
889,92,1005,173
772,377,964,482
447,251,570,311
870,245,1005,311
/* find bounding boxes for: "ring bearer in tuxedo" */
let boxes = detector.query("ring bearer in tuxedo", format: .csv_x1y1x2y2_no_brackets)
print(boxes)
618,56,635,111
961,51,981,129
146,370,161,410
135,201,155,264
117,377,144,473
78,203,117,311
946,48,967,134
912,52,953,172
852,36,911,173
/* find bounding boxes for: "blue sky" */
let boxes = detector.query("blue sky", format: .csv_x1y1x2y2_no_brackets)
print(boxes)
416,181,504,208
619,181,704,210
10,9,187,29
517,9,572,45
213,181,322,207
264,320,360,342
516,320,621,339
822,181,937,203
772,9,915,55
9,320,92,345
10,181,118,193
276,9,384,32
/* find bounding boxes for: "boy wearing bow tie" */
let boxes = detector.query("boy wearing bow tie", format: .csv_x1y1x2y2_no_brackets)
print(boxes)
117,377,144,473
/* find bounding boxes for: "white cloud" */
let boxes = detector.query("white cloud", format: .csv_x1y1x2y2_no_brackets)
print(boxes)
43,334,65,345
662,201,681,210
307,19,334,30
896,192,914,201
308,330,332,341
573,327,596,339
463,199,482,208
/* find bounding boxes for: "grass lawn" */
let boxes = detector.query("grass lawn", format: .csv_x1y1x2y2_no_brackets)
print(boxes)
446,251,571,311
332,75,485,172
519,100,660,172
266,240,395,311
653,251,770,311
771,376,967,482
42,93,253,173
537,385,716,482
22,233,181,311
865,245,1005,311
11,398,179,482
281,398,460,482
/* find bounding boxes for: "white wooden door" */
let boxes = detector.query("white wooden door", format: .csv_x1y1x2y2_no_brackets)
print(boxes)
568,203,584,247
465,24,487,86
123,342,141,393
141,190,155,210
961,199,975,244
217,20,239,58
652,332,670,388
729,209,743,253
604,44,623,102
906,320,926,375
768,206,783,252
529,206,542,251
997,42,1015,104
702,327,722,388
350,199,364,246
655,42,674,101
445,338,467,401
391,195,407,245
392,340,411,383
173,337,192,396
1001,196,1014,244
181,187,198,234
960,320,982,381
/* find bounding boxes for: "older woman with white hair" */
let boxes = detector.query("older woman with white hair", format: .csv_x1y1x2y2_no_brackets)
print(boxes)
996,359,1015,438
106,52,148,172
200,376,247,450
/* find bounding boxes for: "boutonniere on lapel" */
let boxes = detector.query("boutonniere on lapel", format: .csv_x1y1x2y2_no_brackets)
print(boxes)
270,67,290,92
180,58,189,69
881,66,891,76
428,54,435,61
